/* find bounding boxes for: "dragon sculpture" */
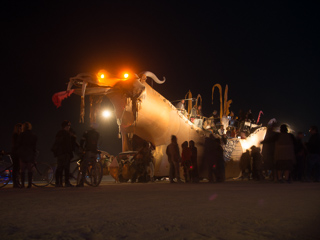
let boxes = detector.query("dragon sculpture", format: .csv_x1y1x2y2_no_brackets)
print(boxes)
54,71,267,179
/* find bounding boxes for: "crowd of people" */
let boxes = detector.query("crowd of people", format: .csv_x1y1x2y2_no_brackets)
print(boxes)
166,134,225,184
7,120,100,188
165,124,320,184
239,124,320,183
175,99,262,139
4,117,320,187
175,99,320,184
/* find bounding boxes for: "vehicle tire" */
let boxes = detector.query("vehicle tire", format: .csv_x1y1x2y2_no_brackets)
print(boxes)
84,160,103,187
0,162,11,188
32,163,54,187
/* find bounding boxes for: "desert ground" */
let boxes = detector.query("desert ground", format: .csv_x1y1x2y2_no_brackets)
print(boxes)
0,178,319,240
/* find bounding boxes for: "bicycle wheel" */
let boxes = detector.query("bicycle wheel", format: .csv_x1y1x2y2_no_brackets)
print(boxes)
32,163,54,187
0,162,11,188
84,160,103,187
50,164,57,186
50,160,80,186
69,166,80,186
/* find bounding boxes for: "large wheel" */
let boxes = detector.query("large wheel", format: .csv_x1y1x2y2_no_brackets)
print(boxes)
0,162,11,188
32,163,54,187
84,160,103,187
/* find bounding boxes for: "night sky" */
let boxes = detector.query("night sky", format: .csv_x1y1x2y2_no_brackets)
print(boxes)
1,1,319,160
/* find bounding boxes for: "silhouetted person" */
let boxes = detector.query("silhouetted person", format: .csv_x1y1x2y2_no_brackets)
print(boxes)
196,105,203,117
204,134,216,183
293,132,307,181
181,141,192,183
305,126,320,182
11,123,22,188
166,135,181,183
189,140,199,183
214,138,225,182
251,146,263,181
239,150,251,180
176,99,185,110
52,120,74,187
132,141,152,183
190,106,197,119
218,125,225,136
238,109,246,132
246,109,254,123
77,122,100,187
209,109,218,122
18,122,37,188
229,111,235,127
261,123,277,181
274,124,296,183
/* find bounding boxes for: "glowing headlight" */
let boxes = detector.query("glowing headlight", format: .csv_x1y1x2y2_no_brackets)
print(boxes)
102,110,111,118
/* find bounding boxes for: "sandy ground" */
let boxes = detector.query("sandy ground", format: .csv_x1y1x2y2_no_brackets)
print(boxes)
0,178,319,240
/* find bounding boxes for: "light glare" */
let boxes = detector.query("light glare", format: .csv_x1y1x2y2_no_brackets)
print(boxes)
102,110,111,118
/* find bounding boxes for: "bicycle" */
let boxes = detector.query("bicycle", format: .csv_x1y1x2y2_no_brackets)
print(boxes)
0,152,13,188
50,157,81,187
0,152,54,188
51,151,105,187
78,151,104,187
31,161,54,187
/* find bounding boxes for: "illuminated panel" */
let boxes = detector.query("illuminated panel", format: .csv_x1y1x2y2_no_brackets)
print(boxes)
239,127,267,152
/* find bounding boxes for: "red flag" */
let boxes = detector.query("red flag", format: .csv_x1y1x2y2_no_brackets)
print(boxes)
52,90,74,108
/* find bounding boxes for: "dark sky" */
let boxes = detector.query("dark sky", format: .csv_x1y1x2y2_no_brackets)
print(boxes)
1,1,319,159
